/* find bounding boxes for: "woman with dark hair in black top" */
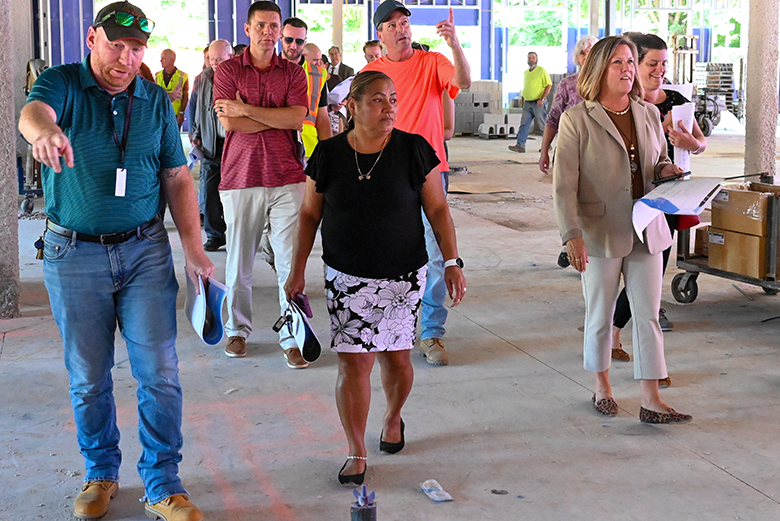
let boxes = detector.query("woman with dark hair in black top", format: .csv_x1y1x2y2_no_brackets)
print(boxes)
285,71,466,486
611,33,707,385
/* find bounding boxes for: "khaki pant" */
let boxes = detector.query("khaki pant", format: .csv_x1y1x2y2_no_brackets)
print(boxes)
581,237,667,380
220,183,305,348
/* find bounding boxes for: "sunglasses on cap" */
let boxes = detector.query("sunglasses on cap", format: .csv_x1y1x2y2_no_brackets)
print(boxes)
97,10,155,34
283,37,306,45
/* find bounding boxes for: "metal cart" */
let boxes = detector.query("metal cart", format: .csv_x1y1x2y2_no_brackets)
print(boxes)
671,195,780,303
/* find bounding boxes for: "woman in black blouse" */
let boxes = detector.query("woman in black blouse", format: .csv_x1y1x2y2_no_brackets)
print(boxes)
610,33,707,383
285,71,466,486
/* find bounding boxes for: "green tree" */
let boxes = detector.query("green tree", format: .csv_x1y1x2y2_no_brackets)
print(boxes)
507,11,563,46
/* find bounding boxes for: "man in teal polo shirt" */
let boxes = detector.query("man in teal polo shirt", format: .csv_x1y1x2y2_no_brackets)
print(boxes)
509,51,552,153
18,2,212,520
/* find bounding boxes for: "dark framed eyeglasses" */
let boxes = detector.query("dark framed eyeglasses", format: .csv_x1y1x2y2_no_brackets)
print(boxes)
283,37,306,45
97,10,155,34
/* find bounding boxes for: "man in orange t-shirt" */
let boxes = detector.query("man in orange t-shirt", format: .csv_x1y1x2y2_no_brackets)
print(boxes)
363,1,471,366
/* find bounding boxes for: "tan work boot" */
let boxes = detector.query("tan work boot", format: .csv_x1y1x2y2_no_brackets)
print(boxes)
420,338,449,366
225,336,247,358
283,347,309,369
145,494,204,521
73,480,118,520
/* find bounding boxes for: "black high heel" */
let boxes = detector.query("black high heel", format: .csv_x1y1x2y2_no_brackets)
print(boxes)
338,456,366,486
379,419,405,454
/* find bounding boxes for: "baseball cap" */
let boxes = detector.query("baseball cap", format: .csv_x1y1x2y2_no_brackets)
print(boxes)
374,0,412,29
286,301,321,363
93,1,154,45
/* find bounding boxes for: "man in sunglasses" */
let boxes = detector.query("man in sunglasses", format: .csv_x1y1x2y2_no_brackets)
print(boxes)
280,17,332,158
18,1,210,520
212,1,310,367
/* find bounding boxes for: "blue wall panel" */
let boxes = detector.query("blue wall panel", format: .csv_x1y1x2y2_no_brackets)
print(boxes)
48,0,94,66
407,8,478,26
493,26,504,83
480,0,491,79
48,0,62,64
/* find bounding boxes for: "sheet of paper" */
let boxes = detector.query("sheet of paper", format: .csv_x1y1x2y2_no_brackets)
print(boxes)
327,76,354,105
185,275,227,345
663,83,694,101
671,102,695,172
632,204,664,241
632,177,722,238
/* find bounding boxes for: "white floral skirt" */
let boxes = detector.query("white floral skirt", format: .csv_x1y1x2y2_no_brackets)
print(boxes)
324,264,428,353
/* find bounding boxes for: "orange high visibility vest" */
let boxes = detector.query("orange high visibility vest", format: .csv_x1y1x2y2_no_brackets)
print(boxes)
302,61,326,127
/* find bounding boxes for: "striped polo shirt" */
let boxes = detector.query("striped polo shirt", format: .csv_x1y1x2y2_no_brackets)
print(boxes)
213,51,308,190
27,55,186,235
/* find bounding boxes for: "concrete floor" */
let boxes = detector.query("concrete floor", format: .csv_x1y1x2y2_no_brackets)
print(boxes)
3,125,780,520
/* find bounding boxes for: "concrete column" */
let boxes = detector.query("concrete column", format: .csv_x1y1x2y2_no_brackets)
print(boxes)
332,0,343,52
744,0,780,179
589,0,599,37
0,0,20,319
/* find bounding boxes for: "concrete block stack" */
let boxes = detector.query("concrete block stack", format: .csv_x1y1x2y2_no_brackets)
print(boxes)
454,91,491,135
454,80,502,135
477,114,522,139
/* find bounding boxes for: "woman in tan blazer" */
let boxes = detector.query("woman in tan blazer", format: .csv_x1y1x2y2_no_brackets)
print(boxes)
553,36,691,424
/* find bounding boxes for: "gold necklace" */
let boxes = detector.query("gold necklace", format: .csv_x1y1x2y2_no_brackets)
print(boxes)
353,132,391,181
602,103,631,115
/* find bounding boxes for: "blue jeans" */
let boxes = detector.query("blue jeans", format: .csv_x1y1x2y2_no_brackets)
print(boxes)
515,100,547,147
43,219,187,504
420,171,448,341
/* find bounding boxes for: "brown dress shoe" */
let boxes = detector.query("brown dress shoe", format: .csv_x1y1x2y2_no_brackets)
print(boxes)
611,343,630,362
225,336,247,358
145,494,204,521
73,480,118,520
420,338,449,366
283,347,309,369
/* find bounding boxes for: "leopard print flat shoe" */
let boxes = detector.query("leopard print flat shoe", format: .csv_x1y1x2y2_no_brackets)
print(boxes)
592,394,618,416
639,406,692,424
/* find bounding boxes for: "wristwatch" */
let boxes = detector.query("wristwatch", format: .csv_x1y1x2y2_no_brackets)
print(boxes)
444,257,464,269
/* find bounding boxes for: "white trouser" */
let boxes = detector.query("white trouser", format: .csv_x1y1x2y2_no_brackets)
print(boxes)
581,237,667,379
220,183,305,349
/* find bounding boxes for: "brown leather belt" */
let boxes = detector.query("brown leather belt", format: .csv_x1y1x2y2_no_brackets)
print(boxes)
46,216,161,245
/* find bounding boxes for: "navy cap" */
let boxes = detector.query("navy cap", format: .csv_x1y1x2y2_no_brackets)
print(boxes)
94,1,151,45
374,1,412,30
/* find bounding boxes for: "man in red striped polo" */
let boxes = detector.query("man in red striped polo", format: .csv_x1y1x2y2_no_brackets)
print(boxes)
212,0,310,368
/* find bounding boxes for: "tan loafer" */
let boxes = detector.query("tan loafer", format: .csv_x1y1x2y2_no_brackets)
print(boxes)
420,338,449,366
145,494,204,521
283,347,309,369
73,480,118,520
225,336,247,358
611,343,630,362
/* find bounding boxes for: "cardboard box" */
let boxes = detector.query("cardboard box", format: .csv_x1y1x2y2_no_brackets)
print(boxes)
694,225,709,257
711,184,773,237
707,227,766,279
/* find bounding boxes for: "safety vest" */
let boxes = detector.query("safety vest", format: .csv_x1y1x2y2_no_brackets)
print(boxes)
302,61,326,127
155,68,188,115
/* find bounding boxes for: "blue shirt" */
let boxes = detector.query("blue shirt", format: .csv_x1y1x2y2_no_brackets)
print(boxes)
28,55,186,234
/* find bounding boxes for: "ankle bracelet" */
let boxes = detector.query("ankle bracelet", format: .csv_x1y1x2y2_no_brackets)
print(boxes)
347,455,367,460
